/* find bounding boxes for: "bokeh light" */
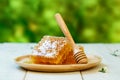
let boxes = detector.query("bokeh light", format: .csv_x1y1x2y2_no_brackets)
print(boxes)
0,0,120,43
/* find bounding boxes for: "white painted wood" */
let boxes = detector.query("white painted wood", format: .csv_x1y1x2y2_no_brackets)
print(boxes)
25,71,82,80
104,44,120,57
0,43,120,80
0,43,35,80
80,44,120,80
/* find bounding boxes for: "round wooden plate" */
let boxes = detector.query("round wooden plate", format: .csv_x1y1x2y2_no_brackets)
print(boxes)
15,55,101,72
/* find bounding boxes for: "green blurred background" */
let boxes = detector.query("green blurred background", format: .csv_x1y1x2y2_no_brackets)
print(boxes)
0,0,120,43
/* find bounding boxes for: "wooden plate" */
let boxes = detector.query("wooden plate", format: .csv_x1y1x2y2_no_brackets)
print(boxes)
15,55,101,72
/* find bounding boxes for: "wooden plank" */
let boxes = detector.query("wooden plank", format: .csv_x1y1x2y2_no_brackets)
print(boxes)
80,44,120,80
3,43,36,56
0,43,35,80
104,44,120,57
25,71,82,80
0,57,26,80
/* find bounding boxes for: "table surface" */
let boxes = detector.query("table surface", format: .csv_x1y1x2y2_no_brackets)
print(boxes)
0,43,120,80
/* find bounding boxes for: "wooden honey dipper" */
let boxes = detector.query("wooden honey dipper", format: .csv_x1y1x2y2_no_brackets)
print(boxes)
55,13,88,64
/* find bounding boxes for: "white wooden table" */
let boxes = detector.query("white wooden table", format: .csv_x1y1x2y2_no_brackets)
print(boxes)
0,43,120,80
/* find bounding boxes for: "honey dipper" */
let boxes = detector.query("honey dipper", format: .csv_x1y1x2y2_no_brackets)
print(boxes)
55,13,88,64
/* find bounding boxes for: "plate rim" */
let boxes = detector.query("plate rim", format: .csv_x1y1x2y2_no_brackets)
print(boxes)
15,54,101,72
